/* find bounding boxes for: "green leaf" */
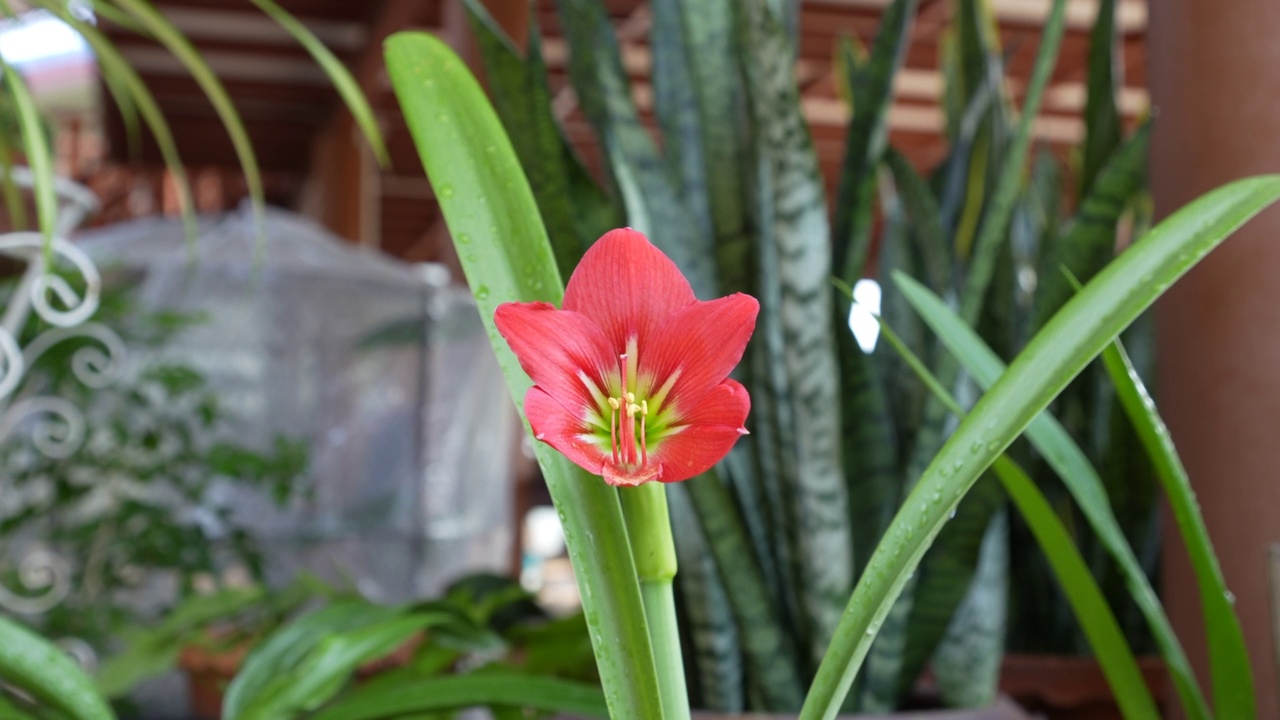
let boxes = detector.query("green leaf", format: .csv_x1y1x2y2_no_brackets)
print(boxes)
1101,340,1255,718
0,59,55,247
1034,123,1150,328
740,0,851,666
957,0,1067,326
556,0,716,297
0,617,113,720
111,0,265,238
799,176,1280,720
248,0,388,166
310,673,609,720
667,483,744,711
896,271,1211,719
875,319,1160,719
1081,0,1121,197
464,0,590,278
384,32,664,720
832,0,918,282
685,474,805,710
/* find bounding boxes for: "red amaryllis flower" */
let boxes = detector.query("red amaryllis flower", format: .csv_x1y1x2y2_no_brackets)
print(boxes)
494,228,758,487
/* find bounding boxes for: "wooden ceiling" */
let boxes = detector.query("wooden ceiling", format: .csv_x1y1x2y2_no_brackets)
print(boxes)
95,0,1148,259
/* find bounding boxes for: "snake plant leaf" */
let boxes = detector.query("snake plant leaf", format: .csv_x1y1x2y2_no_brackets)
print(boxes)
1081,0,1122,197
1101,340,1256,718
384,33,663,720
932,509,1008,708
555,0,716,297
740,0,851,666
832,0,918,283
898,272,1214,718
685,473,806,710
111,0,266,235
650,0,713,240
463,0,589,279
958,0,1067,326
0,617,112,720
1035,122,1150,329
876,319,1160,719
799,176,1280,720
667,482,745,711
310,673,609,720
248,0,388,167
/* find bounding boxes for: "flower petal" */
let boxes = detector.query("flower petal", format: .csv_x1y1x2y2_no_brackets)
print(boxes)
640,293,759,412
525,386,609,476
494,302,615,415
651,379,751,483
562,228,697,353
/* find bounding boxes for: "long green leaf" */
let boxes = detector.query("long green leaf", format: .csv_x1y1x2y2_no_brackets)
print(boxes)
110,0,265,233
464,0,588,279
0,60,54,247
832,0,918,282
34,2,198,245
740,0,851,667
556,0,716,297
248,0,388,166
310,673,609,720
896,272,1211,719
799,176,1280,719
1034,123,1150,328
1101,340,1255,718
0,617,113,720
876,320,1159,719
1080,0,1121,197
685,474,806,709
957,0,1066,326
384,33,663,720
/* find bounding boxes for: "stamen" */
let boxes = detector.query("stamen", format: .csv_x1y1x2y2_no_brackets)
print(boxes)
610,405,618,464
640,407,648,466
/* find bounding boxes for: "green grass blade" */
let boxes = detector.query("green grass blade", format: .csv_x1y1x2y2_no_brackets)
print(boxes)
798,176,1280,720
0,126,28,231
0,617,113,720
876,319,1160,719
740,0,851,666
0,60,55,248
957,0,1066,326
895,272,1211,719
384,33,663,720
1101,340,1255,718
111,0,264,234
35,2,198,245
310,673,609,720
248,0,388,167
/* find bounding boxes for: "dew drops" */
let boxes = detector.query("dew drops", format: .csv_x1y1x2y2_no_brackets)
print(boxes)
457,232,472,244
949,508,958,520
969,440,983,454
439,184,455,198
940,466,954,478
986,440,1000,451
1225,590,1236,605
436,112,449,122
475,285,490,300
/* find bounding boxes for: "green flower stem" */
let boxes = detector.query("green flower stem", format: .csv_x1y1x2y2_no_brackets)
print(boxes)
620,482,689,720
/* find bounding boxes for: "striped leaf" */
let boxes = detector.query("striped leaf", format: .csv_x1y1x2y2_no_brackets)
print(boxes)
739,0,851,666
667,483,744,712
1080,0,1122,197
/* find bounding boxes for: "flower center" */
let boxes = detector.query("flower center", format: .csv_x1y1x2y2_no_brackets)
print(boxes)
608,352,649,469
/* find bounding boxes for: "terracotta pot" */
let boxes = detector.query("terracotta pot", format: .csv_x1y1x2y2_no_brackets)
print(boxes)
998,654,1168,720
688,696,1030,719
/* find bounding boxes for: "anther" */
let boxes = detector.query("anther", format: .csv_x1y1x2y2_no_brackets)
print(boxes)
608,397,621,410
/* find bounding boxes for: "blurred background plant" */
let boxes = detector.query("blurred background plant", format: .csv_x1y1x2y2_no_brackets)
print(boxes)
0,275,309,659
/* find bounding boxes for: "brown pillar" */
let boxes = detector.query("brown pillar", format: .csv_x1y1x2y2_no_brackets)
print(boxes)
1150,1,1280,717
